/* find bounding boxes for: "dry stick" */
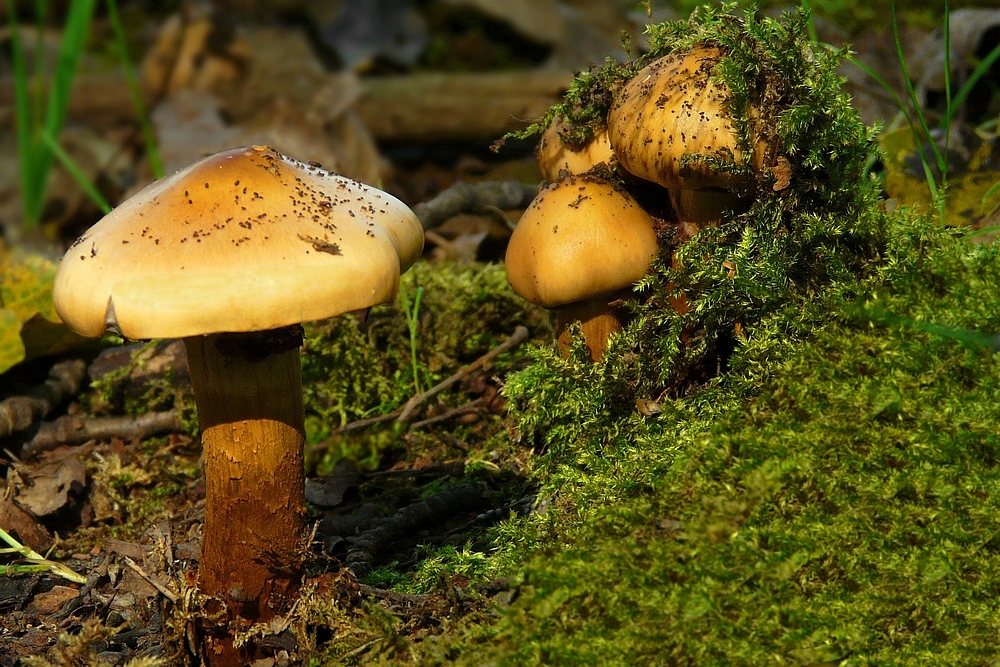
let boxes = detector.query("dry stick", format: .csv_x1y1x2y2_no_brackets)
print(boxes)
0,359,86,440
24,410,184,458
123,556,179,603
413,181,539,231
395,325,529,423
408,398,485,432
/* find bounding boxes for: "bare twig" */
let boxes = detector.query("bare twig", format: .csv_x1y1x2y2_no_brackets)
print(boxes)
24,410,184,458
408,398,485,431
414,181,538,231
0,360,86,440
123,556,178,603
396,325,529,423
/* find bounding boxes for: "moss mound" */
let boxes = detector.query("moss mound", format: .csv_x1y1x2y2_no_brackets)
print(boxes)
388,6,1000,665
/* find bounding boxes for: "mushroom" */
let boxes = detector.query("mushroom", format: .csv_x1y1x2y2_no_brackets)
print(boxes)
52,145,423,664
504,173,658,361
536,117,615,182
607,46,771,237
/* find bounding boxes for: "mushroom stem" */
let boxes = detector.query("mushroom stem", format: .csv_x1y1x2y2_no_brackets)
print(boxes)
553,291,633,361
184,327,306,665
669,187,749,239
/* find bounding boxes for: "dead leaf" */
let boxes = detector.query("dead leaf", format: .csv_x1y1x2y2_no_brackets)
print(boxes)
0,497,53,553
27,585,79,615
16,455,87,518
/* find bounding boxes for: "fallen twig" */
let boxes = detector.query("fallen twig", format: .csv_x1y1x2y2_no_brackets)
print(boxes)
308,325,530,453
396,325,529,423
0,360,86,440
414,181,538,231
123,555,179,603
408,398,485,431
24,410,184,458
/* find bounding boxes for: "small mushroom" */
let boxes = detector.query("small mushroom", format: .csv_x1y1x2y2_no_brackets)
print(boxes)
52,145,422,665
536,117,615,182
504,173,658,361
607,46,770,236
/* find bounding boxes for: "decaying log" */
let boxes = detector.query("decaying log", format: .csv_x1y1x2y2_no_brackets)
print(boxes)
0,360,87,440
354,70,572,143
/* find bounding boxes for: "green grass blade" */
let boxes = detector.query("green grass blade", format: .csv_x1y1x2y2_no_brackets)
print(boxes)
942,0,951,133
799,0,818,44
29,0,96,222
982,181,1000,210
105,0,163,178
41,129,112,214
6,0,42,227
942,42,1000,130
891,0,947,185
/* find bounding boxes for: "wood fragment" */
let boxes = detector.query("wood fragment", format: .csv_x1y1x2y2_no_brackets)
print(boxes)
0,360,86,441
354,70,571,142
23,410,184,458
414,181,539,231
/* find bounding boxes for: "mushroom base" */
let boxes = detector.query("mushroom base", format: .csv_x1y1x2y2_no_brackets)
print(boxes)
185,327,306,666
669,187,749,238
554,292,634,362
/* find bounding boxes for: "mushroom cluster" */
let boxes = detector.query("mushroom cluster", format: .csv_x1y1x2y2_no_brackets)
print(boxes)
506,44,775,359
53,145,423,665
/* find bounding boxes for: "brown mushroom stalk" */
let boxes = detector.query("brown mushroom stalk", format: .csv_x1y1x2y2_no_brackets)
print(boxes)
52,146,423,665
184,328,306,663
552,290,634,359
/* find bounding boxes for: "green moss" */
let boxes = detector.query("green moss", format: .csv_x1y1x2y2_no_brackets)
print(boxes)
302,261,549,471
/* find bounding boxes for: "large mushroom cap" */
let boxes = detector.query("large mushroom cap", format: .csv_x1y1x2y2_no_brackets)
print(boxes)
505,174,658,308
608,46,766,191
54,145,423,339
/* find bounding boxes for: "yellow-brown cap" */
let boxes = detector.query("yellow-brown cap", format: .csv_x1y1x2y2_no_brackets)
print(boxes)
536,118,614,182
504,174,658,308
608,46,764,191
53,146,423,339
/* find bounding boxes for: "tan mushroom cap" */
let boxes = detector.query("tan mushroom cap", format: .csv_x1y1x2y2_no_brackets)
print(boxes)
53,145,424,340
608,46,766,191
536,118,614,182
505,174,658,308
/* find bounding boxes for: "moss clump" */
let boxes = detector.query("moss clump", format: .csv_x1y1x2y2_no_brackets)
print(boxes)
302,261,549,468
507,4,893,465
